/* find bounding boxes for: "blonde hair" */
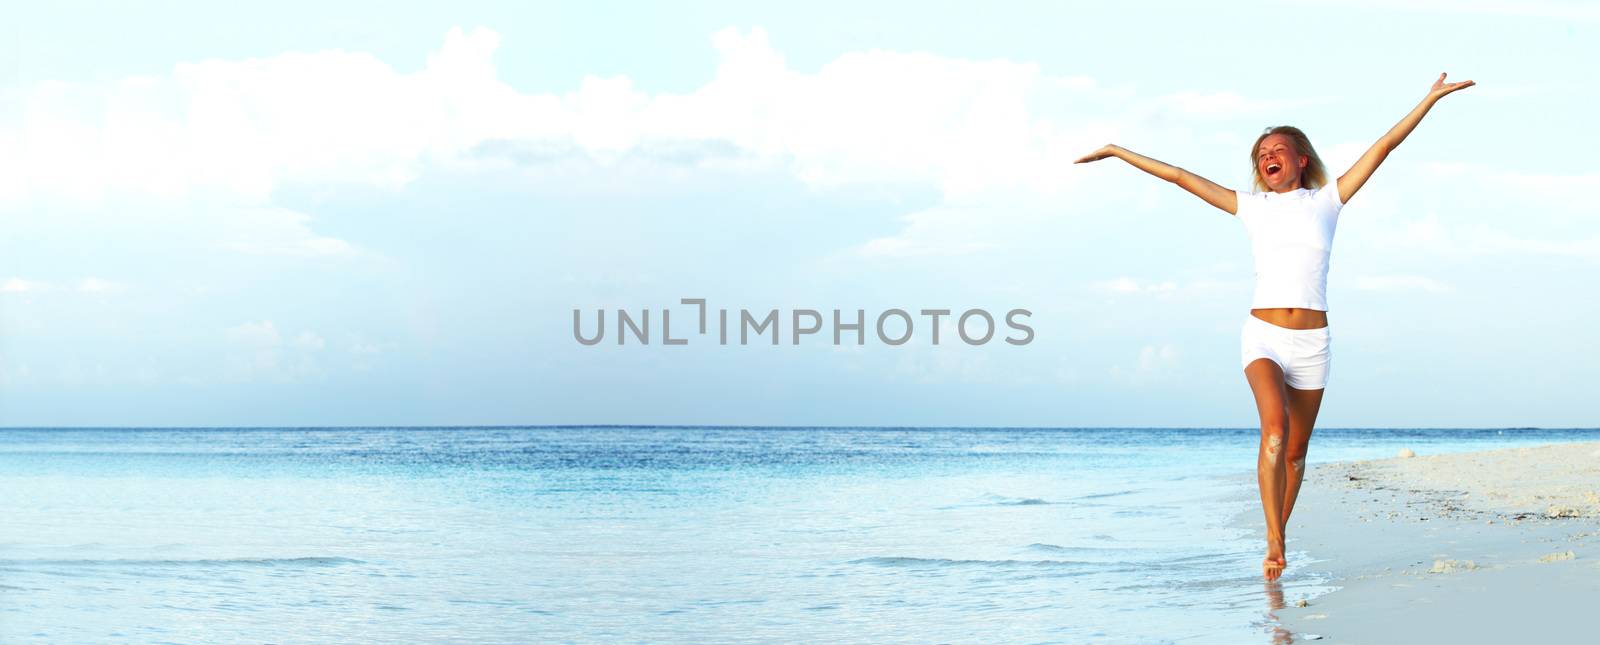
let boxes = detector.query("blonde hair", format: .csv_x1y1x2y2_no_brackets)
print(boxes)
1250,126,1328,192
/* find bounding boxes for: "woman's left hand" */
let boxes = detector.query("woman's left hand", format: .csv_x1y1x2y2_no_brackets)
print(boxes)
1427,72,1475,101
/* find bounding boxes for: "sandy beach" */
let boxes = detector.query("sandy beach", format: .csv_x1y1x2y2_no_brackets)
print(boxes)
1264,440,1600,642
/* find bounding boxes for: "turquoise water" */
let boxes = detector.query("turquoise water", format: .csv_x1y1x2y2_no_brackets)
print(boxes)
3,427,1597,643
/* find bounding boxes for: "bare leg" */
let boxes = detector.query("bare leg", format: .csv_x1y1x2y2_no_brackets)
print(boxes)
1244,358,1290,580
1280,386,1325,529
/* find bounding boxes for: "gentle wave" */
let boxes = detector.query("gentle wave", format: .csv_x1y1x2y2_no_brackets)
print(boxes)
937,493,1056,509
0,556,364,568
1073,489,1144,500
849,556,1099,569
1023,542,1122,555
998,497,1049,506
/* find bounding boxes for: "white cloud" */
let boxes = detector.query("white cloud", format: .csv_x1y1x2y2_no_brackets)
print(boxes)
856,204,1007,258
227,320,283,347
0,25,1274,209
1093,277,1178,294
1150,91,1328,119
214,206,355,257
1348,0,1600,20
1111,343,1182,385
0,276,132,297
892,346,999,384
349,340,383,356
1138,344,1180,372
223,320,330,382
78,277,124,293
1481,170,1600,207
1,278,49,293
1418,162,1600,216
1351,274,1451,292
346,337,385,372
1472,232,1600,257
4,26,1072,203
294,331,326,351
0,27,517,205
9,25,1577,276
0,25,1342,266
1386,211,1600,259
0,363,36,386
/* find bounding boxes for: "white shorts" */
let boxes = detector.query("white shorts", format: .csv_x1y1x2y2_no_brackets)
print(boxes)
1240,314,1331,390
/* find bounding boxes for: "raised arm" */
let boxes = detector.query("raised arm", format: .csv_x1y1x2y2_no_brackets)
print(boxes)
1075,144,1238,215
1337,72,1475,204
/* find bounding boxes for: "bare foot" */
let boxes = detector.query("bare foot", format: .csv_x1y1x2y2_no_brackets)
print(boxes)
1263,536,1286,580
1262,556,1285,580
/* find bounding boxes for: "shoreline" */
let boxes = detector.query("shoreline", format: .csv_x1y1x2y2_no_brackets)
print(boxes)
1262,441,1600,641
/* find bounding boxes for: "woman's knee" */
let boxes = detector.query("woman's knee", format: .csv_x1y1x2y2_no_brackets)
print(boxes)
1259,416,1288,438
1259,425,1287,463
1283,429,1313,470
1284,448,1307,472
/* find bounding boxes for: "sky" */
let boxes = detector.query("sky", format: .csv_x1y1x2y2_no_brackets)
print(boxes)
1,1,1597,427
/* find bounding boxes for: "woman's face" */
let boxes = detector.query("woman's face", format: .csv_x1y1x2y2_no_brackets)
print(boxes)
1256,133,1306,191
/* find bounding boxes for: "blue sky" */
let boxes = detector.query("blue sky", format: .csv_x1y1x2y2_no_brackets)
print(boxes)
2,1,1596,427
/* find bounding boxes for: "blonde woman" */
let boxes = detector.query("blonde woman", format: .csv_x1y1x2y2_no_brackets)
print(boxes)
1074,73,1475,580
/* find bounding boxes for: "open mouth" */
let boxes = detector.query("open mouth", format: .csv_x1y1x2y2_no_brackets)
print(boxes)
1266,163,1282,178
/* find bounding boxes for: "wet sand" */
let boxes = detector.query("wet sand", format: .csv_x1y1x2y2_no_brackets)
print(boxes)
1263,441,1600,641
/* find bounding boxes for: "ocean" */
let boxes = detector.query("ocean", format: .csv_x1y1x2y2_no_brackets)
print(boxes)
4,426,1597,643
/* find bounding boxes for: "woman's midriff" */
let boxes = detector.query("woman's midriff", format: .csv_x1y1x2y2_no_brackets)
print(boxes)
1250,308,1328,330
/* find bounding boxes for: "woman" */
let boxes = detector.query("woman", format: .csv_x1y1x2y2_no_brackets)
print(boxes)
1073,73,1475,580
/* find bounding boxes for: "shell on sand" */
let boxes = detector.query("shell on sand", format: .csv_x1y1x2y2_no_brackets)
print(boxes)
1545,505,1582,518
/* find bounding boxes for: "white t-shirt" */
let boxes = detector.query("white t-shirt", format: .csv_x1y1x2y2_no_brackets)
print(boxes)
1234,181,1344,311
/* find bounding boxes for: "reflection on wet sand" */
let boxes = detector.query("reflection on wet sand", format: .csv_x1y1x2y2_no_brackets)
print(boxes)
1263,581,1294,644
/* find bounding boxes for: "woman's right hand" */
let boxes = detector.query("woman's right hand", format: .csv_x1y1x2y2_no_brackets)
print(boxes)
1425,72,1474,102
1074,144,1121,164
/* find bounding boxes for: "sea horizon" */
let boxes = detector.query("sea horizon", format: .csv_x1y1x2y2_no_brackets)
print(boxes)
6,424,1593,430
